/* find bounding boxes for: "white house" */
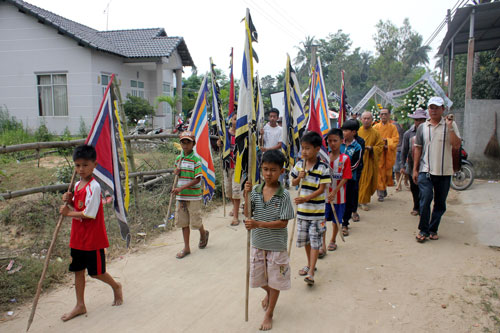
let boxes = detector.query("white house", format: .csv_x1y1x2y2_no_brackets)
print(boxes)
0,0,194,134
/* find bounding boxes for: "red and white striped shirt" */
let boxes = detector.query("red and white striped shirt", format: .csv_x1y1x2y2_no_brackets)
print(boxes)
328,153,352,204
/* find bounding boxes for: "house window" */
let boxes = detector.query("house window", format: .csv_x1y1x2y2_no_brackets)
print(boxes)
37,73,68,116
131,80,145,98
101,74,111,96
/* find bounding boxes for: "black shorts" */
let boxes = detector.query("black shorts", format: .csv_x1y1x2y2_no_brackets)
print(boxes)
69,248,106,276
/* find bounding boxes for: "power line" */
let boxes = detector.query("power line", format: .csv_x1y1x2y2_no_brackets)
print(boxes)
260,0,309,38
424,0,470,47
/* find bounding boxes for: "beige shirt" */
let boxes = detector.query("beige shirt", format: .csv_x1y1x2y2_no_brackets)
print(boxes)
415,117,460,176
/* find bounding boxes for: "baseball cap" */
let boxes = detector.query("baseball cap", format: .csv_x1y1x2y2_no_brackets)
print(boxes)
179,131,195,142
427,96,444,107
408,108,429,119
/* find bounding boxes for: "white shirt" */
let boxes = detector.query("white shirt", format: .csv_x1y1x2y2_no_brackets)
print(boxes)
263,123,282,149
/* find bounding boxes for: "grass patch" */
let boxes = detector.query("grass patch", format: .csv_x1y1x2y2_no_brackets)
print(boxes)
0,140,225,314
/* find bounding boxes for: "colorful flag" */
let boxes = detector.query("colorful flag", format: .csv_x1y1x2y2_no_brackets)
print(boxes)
282,54,306,168
339,70,347,127
307,57,330,162
235,8,258,186
254,74,265,182
228,48,236,118
189,76,216,204
210,58,230,164
85,74,130,246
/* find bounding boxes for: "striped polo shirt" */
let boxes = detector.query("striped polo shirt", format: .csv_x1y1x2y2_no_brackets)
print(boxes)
175,151,203,201
415,118,461,176
291,158,330,220
250,183,295,252
329,153,352,204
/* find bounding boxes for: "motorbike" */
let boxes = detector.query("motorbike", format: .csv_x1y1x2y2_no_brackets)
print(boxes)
451,145,475,191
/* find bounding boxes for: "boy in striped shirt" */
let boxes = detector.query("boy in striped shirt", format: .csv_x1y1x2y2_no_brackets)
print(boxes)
244,150,295,331
172,131,209,259
322,128,352,254
291,131,330,285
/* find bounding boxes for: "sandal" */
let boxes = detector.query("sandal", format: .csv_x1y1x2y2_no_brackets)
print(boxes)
327,242,337,251
304,274,315,286
299,266,317,276
352,212,360,222
429,233,439,240
176,250,191,259
416,233,427,243
410,210,419,216
230,218,240,226
318,249,326,259
199,230,209,249
342,227,349,237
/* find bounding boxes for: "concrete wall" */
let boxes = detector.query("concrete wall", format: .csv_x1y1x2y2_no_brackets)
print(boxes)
463,99,500,179
0,2,177,134
0,2,92,134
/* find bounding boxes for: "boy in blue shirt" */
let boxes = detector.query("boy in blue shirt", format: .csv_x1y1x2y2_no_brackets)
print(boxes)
340,120,363,236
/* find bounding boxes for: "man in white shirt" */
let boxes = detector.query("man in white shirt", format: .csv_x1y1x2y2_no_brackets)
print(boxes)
261,108,282,152
413,96,461,243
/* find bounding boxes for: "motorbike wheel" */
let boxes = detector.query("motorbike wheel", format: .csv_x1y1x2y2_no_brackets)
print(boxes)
451,164,475,191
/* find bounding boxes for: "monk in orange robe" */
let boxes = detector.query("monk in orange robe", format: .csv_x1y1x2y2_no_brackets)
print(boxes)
373,108,399,202
358,112,384,210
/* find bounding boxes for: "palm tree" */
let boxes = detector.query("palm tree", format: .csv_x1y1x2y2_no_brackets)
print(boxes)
294,36,316,69
155,95,179,129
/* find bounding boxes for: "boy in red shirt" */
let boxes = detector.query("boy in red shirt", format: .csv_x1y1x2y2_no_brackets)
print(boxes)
322,128,352,254
59,145,123,321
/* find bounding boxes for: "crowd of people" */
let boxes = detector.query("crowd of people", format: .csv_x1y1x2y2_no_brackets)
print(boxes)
57,96,460,331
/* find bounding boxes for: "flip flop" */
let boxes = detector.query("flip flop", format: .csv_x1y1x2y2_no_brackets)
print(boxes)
410,210,419,216
176,250,191,259
299,266,317,276
318,249,326,259
416,233,427,243
199,230,209,249
342,227,349,237
304,275,315,286
429,233,439,240
327,242,337,251
352,212,360,222
230,219,240,226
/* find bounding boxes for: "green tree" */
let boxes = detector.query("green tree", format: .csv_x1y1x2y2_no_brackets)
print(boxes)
123,95,155,125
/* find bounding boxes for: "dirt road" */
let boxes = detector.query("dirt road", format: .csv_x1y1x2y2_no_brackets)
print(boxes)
3,185,499,332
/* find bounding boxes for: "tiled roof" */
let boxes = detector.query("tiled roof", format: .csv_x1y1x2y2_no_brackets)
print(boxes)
4,0,194,66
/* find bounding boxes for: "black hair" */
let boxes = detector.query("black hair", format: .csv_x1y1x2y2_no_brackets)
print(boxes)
261,149,286,168
341,119,359,131
268,108,280,117
301,131,323,147
73,145,97,161
326,128,343,140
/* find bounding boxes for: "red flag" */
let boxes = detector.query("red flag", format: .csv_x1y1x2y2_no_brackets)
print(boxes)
228,47,235,118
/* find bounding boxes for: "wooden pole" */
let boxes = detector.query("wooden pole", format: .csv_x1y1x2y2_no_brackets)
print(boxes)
220,150,226,217
330,202,345,242
245,190,250,322
465,9,475,100
395,173,404,191
166,174,179,228
288,179,304,256
112,77,139,211
27,169,77,332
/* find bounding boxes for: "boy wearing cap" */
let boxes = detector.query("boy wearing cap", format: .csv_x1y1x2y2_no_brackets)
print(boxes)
413,97,461,242
173,131,209,258
400,108,428,216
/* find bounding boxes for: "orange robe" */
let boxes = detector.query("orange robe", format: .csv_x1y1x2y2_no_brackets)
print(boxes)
358,126,384,204
373,122,399,190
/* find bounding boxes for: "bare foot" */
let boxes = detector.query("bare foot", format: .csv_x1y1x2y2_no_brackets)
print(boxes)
61,304,86,322
260,313,273,331
261,294,269,311
112,282,123,306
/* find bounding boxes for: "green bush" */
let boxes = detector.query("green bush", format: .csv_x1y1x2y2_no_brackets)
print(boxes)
34,123,54,142
78,117,88,138
0,106,24,133
54,164,73,183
